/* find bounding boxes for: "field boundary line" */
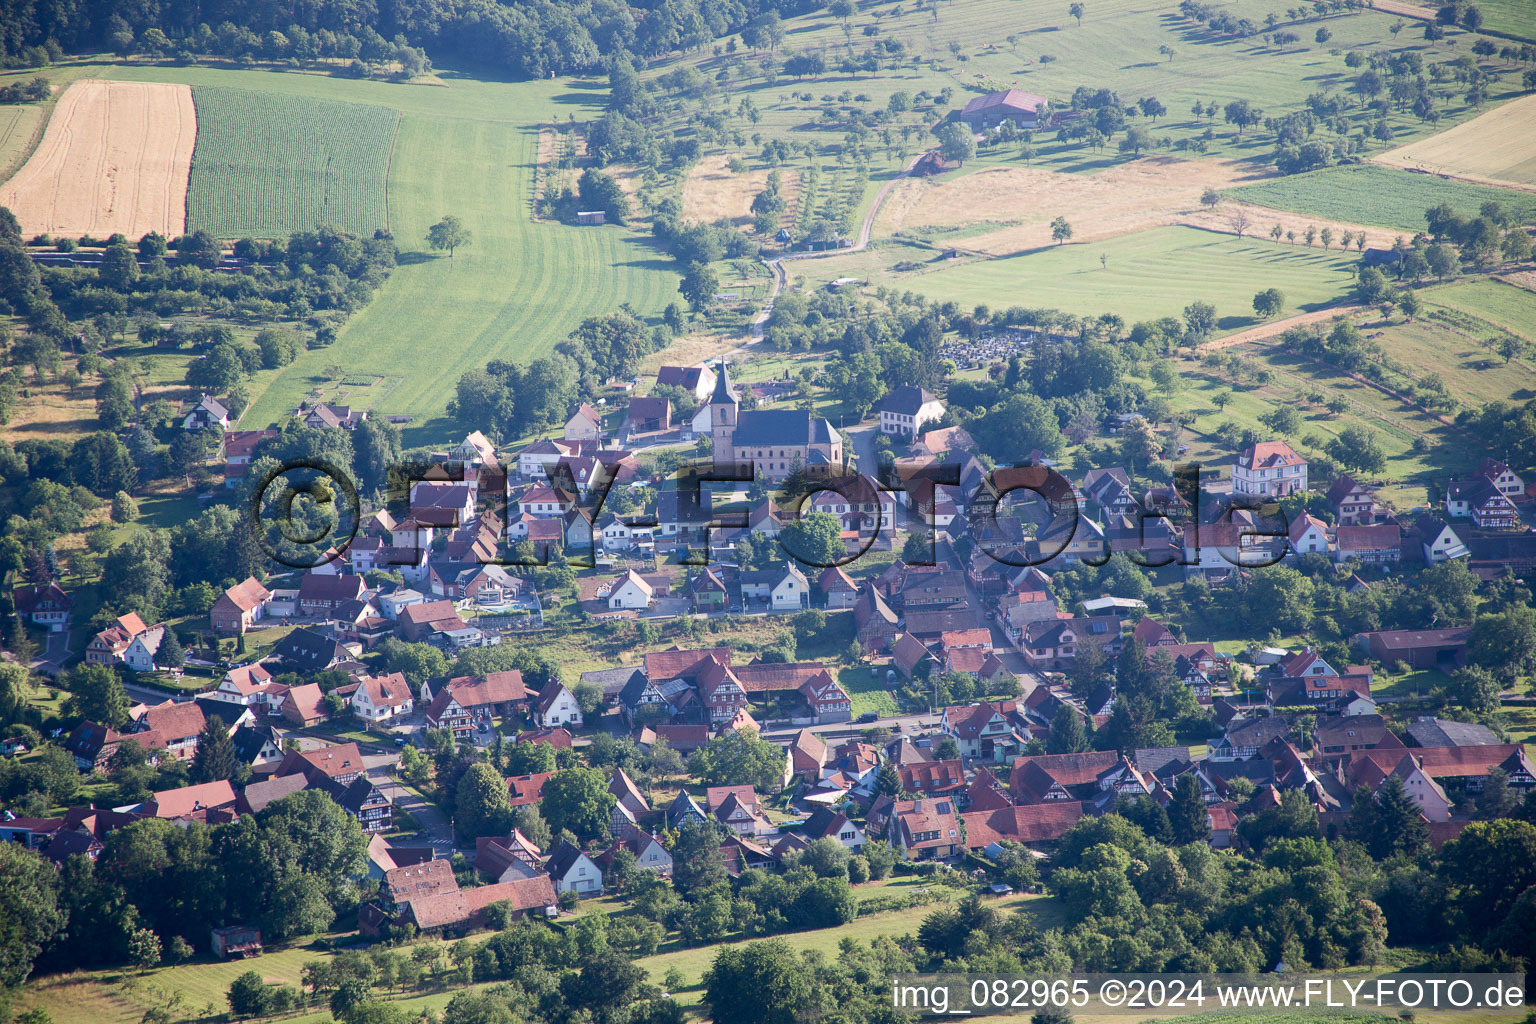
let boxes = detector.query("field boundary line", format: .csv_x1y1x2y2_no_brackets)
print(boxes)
383,108,402,233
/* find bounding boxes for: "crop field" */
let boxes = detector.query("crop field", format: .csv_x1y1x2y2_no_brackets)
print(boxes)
0,79,195,237
186,84,396,238
1372,93,1536,189
108,66,680,444
794,226,1355,328
1224,164,1536,235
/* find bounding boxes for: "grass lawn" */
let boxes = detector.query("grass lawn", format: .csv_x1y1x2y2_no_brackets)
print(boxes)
104,64,680,446
1418,277,1536,346
1225,164,1536,235
838,665,900,717
794,227,1355,333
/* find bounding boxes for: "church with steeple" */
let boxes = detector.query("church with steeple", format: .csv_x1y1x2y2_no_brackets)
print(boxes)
706,360,842,483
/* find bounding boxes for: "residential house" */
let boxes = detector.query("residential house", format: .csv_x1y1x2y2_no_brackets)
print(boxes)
1008,751,1122,803
1232,440,1308,498
476,831,543,882
941,700,1025,763
277,742,367,784
607,768,653,837
86,613,151,667
1020,616,1122,671
1326,475,1381,525
817,566,858,609
424,672,529,736
897,759,966,799
1287,513,1331,558
707,785,771,835
607,570,654,611
222,428,278,487
960,802,1085,853
878,385,945,437
280,683,330,727
600,825,674,877
271,628,351,673
1446,476,1520,529
786,728,829,783
565,403,604,440
1415,514,1468,564
798,669,852,724
889,798,962,859
1313,713,1404,761
351,673,415,722
183,394,229,430
211,577,272,634
853,586,900,652
1335,524,1402,565
296,574,366,618
297,402,367,430
739,562,809,612
1080,467,1137,518
506,772,553,807
150,780,238,822
546,840,604,895
533,683,583,729
13,583,70,632
803,807,865,850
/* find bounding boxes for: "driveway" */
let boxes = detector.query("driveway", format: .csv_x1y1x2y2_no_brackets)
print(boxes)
373,768,456,853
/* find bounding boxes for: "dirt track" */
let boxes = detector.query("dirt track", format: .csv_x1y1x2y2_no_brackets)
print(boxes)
1196,304,1364,352
0,80,196,238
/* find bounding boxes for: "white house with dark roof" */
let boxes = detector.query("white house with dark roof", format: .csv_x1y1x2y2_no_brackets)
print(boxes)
878,385,945,437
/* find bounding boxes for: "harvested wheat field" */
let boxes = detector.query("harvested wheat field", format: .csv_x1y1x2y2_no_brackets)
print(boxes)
878,156,1282,255
1372,93,1536,191
0,80,196,238
683,154,774,225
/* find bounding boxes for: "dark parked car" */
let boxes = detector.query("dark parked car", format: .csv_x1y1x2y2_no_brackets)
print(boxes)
857,712,880,723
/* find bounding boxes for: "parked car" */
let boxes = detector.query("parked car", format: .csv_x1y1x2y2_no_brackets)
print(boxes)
857,712,879,723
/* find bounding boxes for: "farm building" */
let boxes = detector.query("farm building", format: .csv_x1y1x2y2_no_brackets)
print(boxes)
577,211,606,225
210,925,262,958
959,89,1046,130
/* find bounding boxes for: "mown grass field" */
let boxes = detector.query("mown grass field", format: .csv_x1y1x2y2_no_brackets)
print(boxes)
793,226,1356,329
1225,164,1536,235
1460,0,1536,39
186,84,396,238
107,65,679,445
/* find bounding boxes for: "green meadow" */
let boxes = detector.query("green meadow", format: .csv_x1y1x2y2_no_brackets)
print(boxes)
792,226,1357,328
